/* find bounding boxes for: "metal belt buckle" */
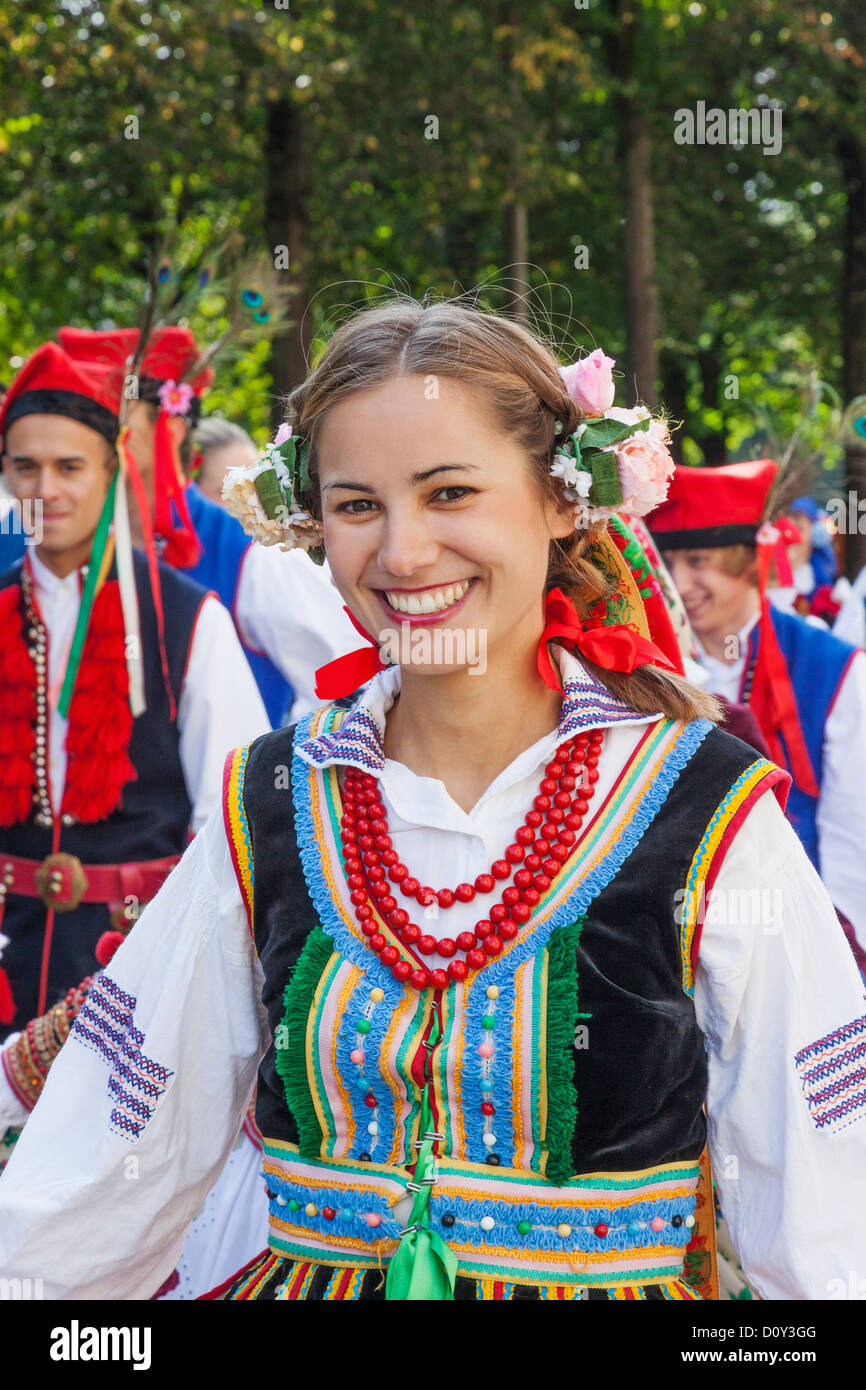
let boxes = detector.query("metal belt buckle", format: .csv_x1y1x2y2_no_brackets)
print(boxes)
34,852,88,912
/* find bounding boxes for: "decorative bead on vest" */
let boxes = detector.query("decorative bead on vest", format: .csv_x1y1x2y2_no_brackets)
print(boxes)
0,551,204,1038
224,707,785,1292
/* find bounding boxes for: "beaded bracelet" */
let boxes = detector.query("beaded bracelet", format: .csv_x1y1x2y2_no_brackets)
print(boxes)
2,974,95,1112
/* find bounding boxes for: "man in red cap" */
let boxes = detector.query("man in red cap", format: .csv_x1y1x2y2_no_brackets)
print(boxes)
58,326,358,728
650,460,866,963
0,340,269,1051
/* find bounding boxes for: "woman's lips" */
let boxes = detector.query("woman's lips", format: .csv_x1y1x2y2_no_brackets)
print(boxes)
375,577,478,627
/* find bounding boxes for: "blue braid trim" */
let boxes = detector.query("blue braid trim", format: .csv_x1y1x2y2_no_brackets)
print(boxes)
334,972,402,1161
265,1166,403,1246
428,1192,696,1257
291,713,408,983
464,962,517,1168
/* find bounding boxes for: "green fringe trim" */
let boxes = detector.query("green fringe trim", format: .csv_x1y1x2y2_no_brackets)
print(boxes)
543,915,588,1186
274,925,335,1160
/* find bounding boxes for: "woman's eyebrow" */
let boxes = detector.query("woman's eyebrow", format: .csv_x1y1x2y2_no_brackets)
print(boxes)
323,462,482,494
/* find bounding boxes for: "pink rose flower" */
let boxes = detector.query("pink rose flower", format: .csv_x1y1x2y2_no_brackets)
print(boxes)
559,349,616,416
612,419,675,517
274,422,292,446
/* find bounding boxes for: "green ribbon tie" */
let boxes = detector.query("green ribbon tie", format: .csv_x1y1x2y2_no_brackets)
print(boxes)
385,1011,458,1301
57,469,118,720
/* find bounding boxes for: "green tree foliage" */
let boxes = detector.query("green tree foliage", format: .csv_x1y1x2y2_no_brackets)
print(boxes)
0,0,863,478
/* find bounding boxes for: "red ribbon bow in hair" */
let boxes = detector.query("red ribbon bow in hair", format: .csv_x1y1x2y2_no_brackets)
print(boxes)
314,608,388,700
538,587,676,693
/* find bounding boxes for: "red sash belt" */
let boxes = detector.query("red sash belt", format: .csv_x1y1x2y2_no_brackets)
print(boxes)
0,852,180,914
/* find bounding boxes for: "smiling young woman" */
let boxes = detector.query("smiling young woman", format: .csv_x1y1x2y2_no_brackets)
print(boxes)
1,297,864,1303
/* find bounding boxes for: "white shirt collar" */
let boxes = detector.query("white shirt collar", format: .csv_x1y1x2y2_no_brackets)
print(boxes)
694,610,760,670
297,645,661,774
27,548,85,598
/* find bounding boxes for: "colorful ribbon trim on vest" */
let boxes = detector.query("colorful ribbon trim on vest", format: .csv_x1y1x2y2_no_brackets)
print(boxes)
261,1140,700,1289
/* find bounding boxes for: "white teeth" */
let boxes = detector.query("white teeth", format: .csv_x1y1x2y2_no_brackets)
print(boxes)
384,579,471,614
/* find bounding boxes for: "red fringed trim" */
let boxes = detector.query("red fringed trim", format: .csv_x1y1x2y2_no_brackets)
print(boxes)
0,586,37,827
61,580,137,824
0,580,137,827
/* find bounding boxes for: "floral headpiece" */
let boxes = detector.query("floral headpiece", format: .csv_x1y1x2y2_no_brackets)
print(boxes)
221,421,325,559
553,349,675,526
222,348,675,560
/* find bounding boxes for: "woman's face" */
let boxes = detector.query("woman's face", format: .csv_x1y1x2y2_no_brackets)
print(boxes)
316,374,574,677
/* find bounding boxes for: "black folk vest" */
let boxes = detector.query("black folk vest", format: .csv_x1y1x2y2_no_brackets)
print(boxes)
0,551,205,1037
223,708,784,1290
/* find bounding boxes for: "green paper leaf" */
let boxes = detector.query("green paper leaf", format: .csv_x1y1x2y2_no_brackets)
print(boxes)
584,448,623,507
278,436,298,469
298,438,311,496
580,415,650,449
253,468,284,519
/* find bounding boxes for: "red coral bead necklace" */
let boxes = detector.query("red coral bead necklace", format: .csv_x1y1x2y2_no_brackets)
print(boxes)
339,728,604,991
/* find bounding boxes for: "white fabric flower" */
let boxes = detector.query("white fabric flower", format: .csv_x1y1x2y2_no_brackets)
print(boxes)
550,452,580,488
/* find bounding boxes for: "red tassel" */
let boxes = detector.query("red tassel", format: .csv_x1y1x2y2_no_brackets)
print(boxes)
95,931,127,967
0,966,15,1025
61,579,136,824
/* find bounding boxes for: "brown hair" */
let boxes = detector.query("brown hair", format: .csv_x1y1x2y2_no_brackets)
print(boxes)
286,296,719,725
714,544,758,581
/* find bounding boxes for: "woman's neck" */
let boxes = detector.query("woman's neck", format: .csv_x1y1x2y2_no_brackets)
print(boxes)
382,640,562,814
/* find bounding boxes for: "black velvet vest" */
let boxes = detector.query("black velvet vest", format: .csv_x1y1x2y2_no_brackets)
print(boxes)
239,717,766,1178
0,551,205,1038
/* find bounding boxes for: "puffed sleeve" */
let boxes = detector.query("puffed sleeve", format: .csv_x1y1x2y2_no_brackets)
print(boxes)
0,804,269,1299
694,788,866,1300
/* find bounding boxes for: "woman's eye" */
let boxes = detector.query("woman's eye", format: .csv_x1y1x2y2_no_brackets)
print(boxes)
433,486,474,503
335,497,378,514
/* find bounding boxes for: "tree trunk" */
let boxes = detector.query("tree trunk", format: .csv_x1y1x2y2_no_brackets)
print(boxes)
839,132,866,577
501,2,529,322
608,0,659,407
504,199,530,322
265,97,309,423
659,347,688,465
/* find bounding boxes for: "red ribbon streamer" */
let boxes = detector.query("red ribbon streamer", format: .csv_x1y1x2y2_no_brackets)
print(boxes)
122,434,177,721
153,410,203,570
314,608,387,700
752,522,819,797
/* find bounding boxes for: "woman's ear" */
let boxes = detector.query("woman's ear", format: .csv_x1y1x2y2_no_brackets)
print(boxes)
545,493,579,542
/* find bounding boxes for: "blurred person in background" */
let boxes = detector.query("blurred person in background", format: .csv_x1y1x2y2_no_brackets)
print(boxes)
193,417,257,506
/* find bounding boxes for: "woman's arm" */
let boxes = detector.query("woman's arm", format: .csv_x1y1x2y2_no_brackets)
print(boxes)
694,789,866,1300
0,803,269,1298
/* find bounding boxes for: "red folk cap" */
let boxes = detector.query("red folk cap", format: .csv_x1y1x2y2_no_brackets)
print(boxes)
0,341,122,446
647,460,779,550
140,327,213,396
58,325,213,397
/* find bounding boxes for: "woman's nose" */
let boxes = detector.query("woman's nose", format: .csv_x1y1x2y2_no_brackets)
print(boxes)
376,508,440,578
